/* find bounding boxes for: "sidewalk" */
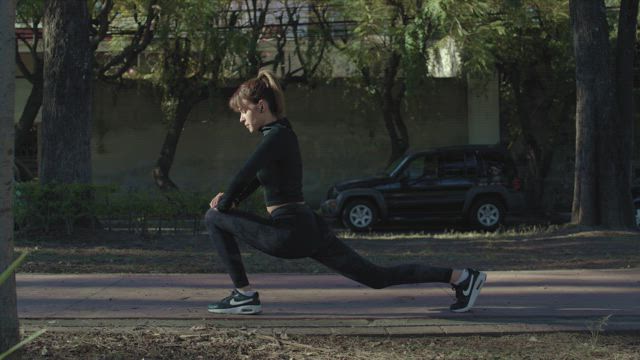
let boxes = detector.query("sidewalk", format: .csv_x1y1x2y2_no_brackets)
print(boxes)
16,269,640,335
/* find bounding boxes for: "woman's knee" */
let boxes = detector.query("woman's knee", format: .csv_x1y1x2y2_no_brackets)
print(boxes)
204,208,223,228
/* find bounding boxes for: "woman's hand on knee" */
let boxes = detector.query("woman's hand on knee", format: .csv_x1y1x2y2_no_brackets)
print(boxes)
210,192,224,208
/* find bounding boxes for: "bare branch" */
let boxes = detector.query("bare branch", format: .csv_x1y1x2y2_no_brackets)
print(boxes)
91,0,114,51
15,39,33,82
244,0,254,27
31,18,41,53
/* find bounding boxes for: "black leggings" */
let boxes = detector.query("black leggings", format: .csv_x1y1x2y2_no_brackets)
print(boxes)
204,204,453,289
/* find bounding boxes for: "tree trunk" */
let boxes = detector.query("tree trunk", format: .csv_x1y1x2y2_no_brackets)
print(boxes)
41,0,92,184
15,75,42,152
0,0,21,356
152,97,190,191
382,52,409,165
600,0,638,228
570,0,638,228
570,0,610,225
152,87,208,191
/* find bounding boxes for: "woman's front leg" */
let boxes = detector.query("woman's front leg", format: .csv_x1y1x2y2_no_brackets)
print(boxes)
204,208,250,288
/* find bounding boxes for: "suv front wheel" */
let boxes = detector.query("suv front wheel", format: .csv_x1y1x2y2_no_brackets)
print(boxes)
342,199,378,232
469,198,505,231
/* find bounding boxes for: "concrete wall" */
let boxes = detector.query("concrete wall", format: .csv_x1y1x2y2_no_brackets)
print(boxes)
467,73,500,145
90,79,469,207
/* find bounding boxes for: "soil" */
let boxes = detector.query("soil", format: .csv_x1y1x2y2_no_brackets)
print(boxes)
19,327,640,360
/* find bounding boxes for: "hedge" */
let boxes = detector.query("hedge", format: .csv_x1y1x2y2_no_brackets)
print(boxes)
14,182,265,235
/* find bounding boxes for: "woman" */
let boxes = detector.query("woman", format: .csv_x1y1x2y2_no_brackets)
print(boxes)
205,70,486,315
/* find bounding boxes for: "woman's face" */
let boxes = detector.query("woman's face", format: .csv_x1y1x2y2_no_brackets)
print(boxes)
238,99,263,133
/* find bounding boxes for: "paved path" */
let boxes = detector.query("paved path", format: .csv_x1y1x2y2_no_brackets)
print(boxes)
17,269,640,335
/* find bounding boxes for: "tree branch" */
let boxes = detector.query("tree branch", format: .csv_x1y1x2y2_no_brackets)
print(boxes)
98,0,159,81
15,39,33,82
90,0,114,51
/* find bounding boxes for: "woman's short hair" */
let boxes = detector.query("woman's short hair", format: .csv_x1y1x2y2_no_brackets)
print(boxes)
229,70,286,118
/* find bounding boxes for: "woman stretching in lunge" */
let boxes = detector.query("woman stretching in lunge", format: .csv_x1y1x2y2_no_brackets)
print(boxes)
205,70,486,315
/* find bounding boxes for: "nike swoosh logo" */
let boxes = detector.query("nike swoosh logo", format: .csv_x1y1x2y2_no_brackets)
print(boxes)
462,274,475,296
229,298,254,306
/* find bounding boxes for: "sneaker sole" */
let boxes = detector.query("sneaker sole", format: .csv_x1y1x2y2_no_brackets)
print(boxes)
451,272,487,313
208,305,262,315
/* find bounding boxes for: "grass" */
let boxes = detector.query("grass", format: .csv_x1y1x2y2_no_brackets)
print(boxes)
340,224,565,240
14,224,640,274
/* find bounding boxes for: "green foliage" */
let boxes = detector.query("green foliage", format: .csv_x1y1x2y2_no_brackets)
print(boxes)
16,0,43,22
13,183,247,235
14,183,106,234
143,0,235,83
459,0,572,81
332,0,491,97
464,0,575,144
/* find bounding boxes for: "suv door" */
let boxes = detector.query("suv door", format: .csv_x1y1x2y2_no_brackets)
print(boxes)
433,150,476,214
384,153,440,217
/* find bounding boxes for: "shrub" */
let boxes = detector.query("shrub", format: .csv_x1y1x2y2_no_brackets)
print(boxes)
13,183,267,235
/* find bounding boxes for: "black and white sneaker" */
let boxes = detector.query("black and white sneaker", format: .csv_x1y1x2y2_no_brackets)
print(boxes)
450,269,487,313
207,290,262,315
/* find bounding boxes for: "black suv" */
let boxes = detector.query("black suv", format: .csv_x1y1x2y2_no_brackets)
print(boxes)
321,145,525,231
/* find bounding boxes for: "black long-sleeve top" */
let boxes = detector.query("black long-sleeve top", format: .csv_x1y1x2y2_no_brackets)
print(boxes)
216,118,304,212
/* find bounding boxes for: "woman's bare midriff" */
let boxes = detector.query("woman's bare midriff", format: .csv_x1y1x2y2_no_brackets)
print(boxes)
267,201,305,214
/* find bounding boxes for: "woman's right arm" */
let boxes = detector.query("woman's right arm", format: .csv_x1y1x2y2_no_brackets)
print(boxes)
216,129,284,212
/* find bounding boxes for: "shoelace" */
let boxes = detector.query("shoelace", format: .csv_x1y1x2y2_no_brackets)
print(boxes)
221,291,239,303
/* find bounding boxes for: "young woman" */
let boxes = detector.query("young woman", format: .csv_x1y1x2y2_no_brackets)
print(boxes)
205,70,486,315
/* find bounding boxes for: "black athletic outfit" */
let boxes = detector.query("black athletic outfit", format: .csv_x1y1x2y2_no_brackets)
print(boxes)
205,118,453,289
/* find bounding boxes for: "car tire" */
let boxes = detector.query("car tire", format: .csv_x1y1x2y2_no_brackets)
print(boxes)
469,197,505,231
342,199,378,232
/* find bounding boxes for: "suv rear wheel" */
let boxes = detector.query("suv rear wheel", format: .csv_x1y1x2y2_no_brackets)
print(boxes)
469,198,505,231
342,199,378,232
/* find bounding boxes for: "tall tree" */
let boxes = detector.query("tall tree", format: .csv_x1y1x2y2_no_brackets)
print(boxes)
14,0,43,180
41,0,93,184
333,0,413,165
0,0,21,356
151,0,239,190
327,0,485,165
16,0,158,182
461,0,575,213
570,0,638,228
150,0,332,190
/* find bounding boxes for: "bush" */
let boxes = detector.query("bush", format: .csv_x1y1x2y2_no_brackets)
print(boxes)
14,182,110,234
13,183,269,235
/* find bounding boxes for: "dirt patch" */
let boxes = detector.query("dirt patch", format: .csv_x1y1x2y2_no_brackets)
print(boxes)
14,226,640,273
20,327,640,360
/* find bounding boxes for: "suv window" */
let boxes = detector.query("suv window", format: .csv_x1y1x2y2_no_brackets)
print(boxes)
404,154,438,180
439,151,466,178
478,150,514,178
465,152,479,176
